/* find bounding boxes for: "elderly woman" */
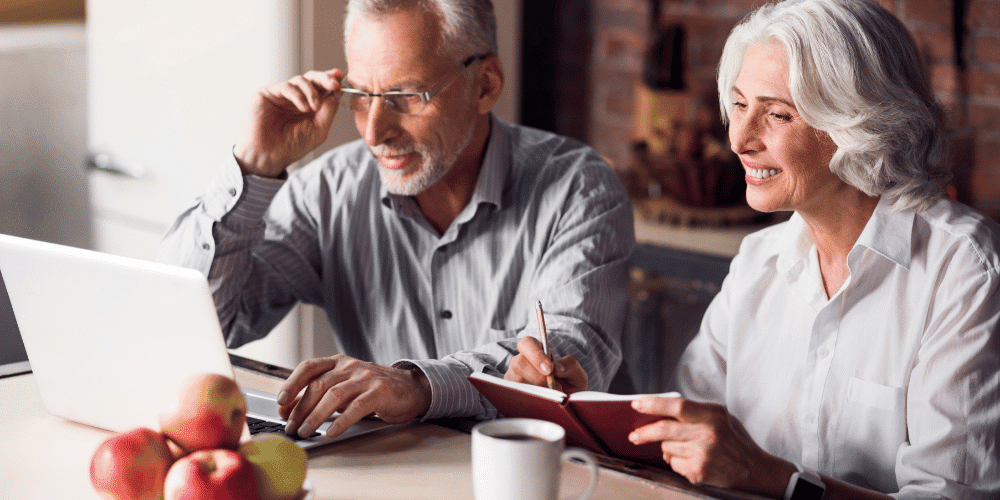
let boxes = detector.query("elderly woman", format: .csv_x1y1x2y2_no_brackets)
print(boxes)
510,0,1000,498
624,0,1000,499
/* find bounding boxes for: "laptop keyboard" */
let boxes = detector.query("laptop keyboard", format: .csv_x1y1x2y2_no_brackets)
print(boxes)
247,416,321,441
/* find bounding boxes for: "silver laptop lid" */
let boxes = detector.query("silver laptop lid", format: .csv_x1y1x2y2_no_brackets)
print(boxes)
0,233,234,432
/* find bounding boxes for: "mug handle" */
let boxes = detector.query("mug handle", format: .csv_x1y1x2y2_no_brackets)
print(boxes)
561,447,599,500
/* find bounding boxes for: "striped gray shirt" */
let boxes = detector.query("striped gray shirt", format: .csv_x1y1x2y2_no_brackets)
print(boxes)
159,116,633,420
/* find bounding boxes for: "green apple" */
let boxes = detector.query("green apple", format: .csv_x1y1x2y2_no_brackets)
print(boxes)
238,432,308,500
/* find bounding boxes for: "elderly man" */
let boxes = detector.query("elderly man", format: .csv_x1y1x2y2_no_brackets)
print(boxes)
159,0,633,439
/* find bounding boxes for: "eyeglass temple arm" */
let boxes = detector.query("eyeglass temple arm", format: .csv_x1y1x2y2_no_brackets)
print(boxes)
417,54,488,102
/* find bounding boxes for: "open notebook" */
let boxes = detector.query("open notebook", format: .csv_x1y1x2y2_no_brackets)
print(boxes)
0,233,396,450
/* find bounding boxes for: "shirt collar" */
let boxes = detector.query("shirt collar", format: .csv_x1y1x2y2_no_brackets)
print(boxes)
379,113,510,212
773,196,914,274
773,212,812,275
468,114,511,211
853,196,913,269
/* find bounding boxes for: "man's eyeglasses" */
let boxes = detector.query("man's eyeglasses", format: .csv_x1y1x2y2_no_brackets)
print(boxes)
340,54,487,116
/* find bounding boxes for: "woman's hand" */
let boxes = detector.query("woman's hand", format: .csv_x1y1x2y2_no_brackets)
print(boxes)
629,396,794,496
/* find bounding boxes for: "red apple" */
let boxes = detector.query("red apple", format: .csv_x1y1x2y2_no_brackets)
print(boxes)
165,437,188,461
163,448,258,500
89,427,175,500
159,373,247,452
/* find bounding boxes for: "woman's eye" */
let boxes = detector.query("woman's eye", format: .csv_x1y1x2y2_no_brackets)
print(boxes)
770,112,792,122
732,102,747,110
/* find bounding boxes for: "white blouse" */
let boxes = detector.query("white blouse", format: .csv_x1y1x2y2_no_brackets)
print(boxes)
676,197,1000,499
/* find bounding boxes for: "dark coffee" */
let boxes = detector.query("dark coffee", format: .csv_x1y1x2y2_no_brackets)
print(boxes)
493,434,548,442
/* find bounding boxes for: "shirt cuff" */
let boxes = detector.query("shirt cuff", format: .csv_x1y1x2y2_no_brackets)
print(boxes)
204,148,285,226
393,359,484,420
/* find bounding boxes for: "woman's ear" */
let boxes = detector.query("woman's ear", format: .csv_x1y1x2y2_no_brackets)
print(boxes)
476,54,504,115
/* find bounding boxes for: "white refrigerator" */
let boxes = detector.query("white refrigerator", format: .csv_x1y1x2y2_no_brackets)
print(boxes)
86,0,521,369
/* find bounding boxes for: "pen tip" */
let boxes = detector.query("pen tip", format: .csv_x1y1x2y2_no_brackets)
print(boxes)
535,300,542,309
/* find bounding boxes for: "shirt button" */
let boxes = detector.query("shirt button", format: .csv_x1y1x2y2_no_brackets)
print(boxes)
440,310,453,319
229,188,237,196
202,243,211,250
818,347,830,359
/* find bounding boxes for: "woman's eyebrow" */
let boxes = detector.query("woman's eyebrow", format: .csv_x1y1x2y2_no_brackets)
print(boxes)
733,86,796,108
757,95,796,108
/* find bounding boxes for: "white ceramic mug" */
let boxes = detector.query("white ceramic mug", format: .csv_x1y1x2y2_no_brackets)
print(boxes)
471,418,599,500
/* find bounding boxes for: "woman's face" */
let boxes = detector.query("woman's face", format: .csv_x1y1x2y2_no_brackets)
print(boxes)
728,40,844,215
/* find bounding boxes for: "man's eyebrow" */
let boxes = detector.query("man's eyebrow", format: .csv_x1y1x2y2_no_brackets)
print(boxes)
342,78,360,90
341,77,425,93
732,86,796,108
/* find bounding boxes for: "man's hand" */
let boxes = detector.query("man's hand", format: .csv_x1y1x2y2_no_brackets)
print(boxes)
275,354,432,439
628,396,793,495
234,69,344,178
504,336,588,394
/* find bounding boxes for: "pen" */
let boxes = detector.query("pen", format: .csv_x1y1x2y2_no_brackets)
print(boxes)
535,300,556,390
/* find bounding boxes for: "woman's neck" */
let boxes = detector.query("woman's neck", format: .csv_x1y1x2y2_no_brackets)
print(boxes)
800,193,880,298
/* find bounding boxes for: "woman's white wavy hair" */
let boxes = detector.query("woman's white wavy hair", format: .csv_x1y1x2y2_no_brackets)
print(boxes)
718,0,950,210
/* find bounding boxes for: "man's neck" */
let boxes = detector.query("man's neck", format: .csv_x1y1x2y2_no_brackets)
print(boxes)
415,114,492,234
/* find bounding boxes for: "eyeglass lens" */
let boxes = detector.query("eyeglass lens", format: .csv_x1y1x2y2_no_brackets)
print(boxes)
341,92,424,115
339,54,482,116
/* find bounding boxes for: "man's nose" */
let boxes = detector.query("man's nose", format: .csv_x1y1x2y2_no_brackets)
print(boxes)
360,97,399,147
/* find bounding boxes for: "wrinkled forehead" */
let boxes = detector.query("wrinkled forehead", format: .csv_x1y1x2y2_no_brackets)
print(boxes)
344,6,453,90
734,40,793,99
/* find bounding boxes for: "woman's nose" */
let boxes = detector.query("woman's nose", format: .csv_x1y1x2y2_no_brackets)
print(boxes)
729,114,763,155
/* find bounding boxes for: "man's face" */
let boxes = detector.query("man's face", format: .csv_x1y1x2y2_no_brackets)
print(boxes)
344,8,480,196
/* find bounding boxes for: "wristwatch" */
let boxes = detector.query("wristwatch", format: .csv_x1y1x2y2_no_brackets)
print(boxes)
784,463,826,500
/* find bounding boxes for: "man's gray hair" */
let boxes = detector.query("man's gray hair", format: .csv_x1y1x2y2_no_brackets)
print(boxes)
717,0,950,210
344,0,498,62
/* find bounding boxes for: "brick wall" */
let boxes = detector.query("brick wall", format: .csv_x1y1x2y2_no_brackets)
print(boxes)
585,0,1000,221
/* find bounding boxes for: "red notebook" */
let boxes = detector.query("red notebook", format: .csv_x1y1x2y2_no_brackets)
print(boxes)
468,371,680,465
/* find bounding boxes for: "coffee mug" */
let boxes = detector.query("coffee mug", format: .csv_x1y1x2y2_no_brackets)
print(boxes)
471,418,599,500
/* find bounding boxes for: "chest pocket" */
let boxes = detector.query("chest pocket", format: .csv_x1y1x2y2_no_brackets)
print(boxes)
848,376,904,411
833,376,906,492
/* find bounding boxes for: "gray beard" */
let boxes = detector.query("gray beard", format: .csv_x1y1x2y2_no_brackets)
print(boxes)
376,120,477,196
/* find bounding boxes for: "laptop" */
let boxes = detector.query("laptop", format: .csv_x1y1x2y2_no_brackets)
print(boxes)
0,267,31,378
0,233,397,450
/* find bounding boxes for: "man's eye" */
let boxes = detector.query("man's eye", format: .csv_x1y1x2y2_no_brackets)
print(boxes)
396,93,422,103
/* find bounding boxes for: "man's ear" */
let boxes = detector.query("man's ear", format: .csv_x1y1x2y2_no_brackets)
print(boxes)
476,54,504,114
